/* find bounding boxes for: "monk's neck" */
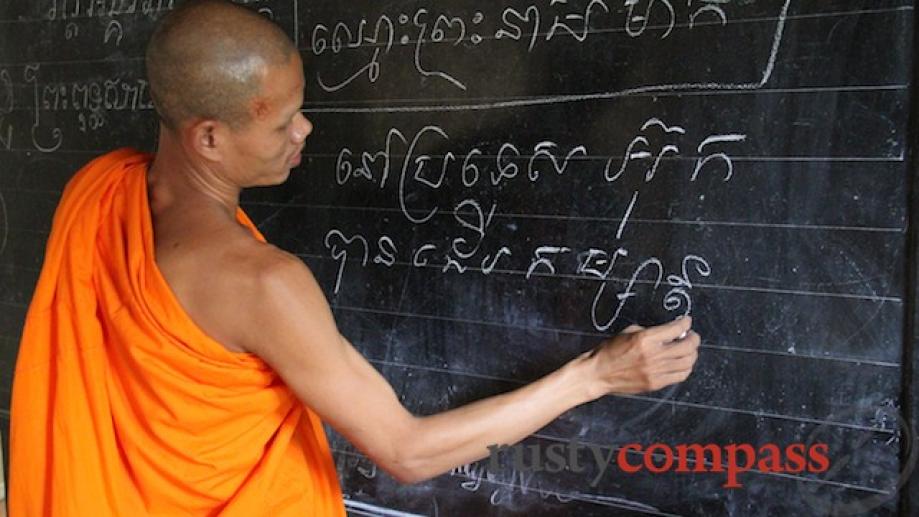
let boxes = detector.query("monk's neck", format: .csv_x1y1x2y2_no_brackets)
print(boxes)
147,152,241,223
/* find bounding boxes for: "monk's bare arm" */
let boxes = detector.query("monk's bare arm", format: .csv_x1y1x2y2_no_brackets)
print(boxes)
244,253,699,484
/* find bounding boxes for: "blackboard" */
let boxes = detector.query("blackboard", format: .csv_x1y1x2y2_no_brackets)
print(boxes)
0,1,918,515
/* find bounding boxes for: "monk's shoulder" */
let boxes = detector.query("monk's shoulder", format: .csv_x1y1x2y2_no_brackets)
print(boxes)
229,242,329,351
166,236,307,354
223,240,303,306
238,242,316,292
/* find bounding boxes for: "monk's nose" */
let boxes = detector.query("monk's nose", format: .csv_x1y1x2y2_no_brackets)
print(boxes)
292,112,312,143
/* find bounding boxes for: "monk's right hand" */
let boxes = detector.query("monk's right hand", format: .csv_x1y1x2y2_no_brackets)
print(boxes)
583,316,700,399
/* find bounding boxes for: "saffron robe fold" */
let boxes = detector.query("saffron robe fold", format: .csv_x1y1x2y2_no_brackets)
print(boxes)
9,148,346,516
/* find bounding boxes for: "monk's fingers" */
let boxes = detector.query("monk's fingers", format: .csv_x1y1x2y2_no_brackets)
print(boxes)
658,350,700,375
658,331,701,360
622,324,645,334
651,369,695,390
640,316,692,344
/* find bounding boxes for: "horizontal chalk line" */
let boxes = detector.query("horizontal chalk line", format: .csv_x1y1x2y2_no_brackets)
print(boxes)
363,356,897,435
302,85,910,113
249,201,906,234
333,305,899,368
303,84,909,110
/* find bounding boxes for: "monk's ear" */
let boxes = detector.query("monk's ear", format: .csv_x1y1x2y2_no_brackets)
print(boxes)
187,118,224,163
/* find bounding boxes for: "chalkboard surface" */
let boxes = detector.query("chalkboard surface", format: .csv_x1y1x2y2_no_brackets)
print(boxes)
0,1,917,515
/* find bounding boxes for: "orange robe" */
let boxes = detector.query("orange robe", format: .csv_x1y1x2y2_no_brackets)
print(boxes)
9,148,346,516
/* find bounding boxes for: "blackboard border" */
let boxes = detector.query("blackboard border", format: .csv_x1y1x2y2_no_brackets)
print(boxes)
902,1,919,515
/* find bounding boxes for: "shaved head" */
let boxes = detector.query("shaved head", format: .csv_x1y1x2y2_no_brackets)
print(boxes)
145,0,298,130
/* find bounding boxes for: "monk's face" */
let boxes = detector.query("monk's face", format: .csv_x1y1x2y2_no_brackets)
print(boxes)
224,54,311,186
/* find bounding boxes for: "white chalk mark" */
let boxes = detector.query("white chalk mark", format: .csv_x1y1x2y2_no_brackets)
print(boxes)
689,3,728,28
247,201,906,234
316,50,381,92
344,499,426,517
641,117,685,134
324,229,369,294
6,146,910,164
323,304,900,368
413,9,468,91
616,191,639,240
304,0,791,113
338,449,678,516
526,246,571,279
297,5,909,54
301,248,902,303
566,492,676,515
352,353,898,434
24,64,62,152
392,255,885,301
103,20,124,46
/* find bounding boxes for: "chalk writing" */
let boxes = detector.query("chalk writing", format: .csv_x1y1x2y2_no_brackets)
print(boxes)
45,0,175,21
25,65,63,152
326,118,743,329
450,460,576,506
39,76,152,113
23,71,154,141
310,1,740,92
324,223,711,331
336,120,744,224
104,20,123,46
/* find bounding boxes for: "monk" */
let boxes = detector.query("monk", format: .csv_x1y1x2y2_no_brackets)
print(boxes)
8,1,701,515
